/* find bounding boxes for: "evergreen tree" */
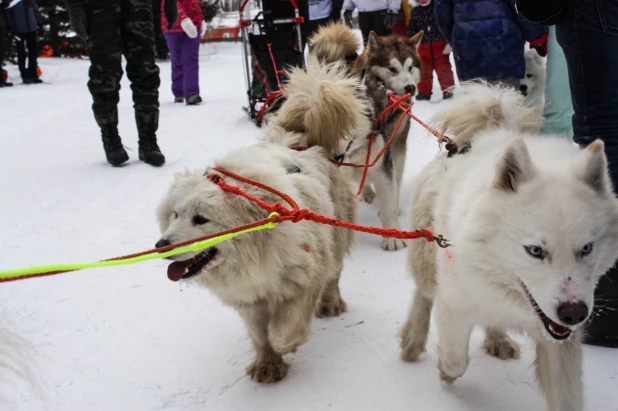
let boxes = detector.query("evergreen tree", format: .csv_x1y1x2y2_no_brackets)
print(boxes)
37,0,87,57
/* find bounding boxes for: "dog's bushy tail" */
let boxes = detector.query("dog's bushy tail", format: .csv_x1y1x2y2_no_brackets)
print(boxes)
431,81,542,148
308,21,360,65
268,55,372,154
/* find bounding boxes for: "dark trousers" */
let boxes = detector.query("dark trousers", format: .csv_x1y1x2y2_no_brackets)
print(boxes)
358,9,390,45
557,0,618,346
85,0,160,124
15,31,38,80
0,14,6,84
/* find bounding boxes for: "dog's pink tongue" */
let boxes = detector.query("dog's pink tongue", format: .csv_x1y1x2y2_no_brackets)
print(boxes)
167,261,187,282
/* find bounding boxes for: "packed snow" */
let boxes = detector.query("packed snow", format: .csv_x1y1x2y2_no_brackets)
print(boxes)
1,41,617,411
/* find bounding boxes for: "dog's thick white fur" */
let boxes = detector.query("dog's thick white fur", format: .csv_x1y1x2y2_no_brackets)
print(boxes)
156,58,360,384
520,48,546,110
399,82,618,411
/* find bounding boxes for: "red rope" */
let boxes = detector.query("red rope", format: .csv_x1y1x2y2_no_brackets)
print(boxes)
0,167,448,284
387,93,452,145
208,169,445,242
267,43,285,93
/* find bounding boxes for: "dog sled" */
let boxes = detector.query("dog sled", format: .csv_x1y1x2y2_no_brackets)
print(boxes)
239,0,305,127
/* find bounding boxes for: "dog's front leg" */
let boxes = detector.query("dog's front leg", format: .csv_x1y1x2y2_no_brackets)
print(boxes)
370,162,406,251
435,301,473,384
238,303,288,383
534,331,583,411
269,286,320,355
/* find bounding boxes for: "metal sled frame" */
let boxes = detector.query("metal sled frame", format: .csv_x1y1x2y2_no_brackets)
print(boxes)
239,0,304,127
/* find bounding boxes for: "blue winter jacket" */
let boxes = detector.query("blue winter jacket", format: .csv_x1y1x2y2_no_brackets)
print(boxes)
434,0,545,81
4,0,42,35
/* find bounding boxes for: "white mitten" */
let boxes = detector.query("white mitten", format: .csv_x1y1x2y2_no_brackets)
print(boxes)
181,18,198,38
201,20,207,36
443,43,452,54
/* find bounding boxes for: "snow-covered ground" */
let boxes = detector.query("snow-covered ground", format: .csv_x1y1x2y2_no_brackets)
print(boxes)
1,42,617,411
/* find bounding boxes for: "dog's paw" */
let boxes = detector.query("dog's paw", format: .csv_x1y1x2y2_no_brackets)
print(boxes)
382,237,407,251
483,337,520,360
399,324,427,362
316,299,347,318
439,369,458,385
246,361,289,383
437,355,467,384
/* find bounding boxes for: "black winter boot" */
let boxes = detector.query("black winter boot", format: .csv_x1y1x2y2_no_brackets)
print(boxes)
94,110,129,166
136,109,165,167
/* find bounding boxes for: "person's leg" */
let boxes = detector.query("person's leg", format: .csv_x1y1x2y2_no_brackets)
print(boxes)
372,9,391,37
163,31,184,99
358,12,372,46
542,27,573,137
557,0,618,348
0,16,9,87
417,56,434,98
434,54,456,95
121,0,165,166
24,32,40,82
85,0,128,166
15,35,28,82
181,29,201,99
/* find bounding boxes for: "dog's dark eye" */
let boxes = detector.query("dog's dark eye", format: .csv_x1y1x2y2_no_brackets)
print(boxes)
192,215,209,225
526,74,532,78
581,242,593,257
389,67,397,74
525,245,545,260
408,66,413,72
173,212,178,219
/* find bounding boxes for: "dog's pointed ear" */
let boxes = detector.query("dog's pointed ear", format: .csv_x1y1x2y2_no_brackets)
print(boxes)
367,31,380,51
577,139,613,195
409,30,424,50
493,137,536,193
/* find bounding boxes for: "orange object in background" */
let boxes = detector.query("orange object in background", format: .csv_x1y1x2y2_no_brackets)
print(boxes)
36,66,42,77
39,44,54,57
203,26,240,41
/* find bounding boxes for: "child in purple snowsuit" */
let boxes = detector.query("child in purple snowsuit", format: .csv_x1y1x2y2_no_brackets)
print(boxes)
161,0,205,105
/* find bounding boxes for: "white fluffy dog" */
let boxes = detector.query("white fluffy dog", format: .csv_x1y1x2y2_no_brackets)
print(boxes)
155,58,364,383
399,82,618,411
520,48,547,110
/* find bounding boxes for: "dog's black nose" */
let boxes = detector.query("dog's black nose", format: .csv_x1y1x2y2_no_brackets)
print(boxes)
405,85,416,95
557,301,589,326
156,239,171,249
334,153,345,162
520,84,528,92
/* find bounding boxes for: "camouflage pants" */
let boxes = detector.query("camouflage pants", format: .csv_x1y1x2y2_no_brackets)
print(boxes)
85,0,160,125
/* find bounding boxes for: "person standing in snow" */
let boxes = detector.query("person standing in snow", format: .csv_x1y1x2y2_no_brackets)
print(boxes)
0,2,12,87
161,0,205,105
67,0,177,167
407,0,454,101
4,0,44,84
342,0,401,45
434,0,547,88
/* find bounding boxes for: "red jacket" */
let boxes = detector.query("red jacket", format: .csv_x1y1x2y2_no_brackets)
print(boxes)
162,0,205,33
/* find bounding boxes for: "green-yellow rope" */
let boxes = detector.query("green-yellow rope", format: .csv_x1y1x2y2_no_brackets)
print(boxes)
0,215,277,281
